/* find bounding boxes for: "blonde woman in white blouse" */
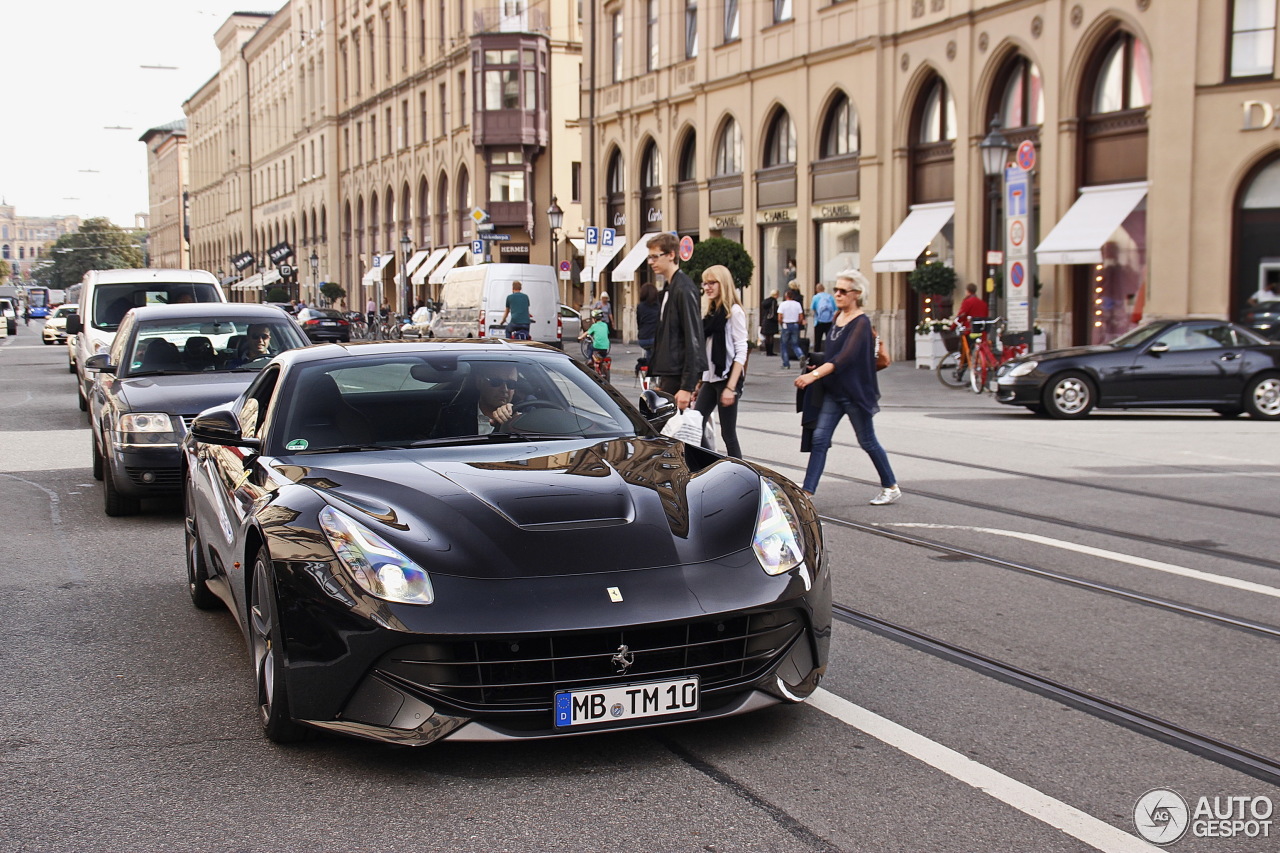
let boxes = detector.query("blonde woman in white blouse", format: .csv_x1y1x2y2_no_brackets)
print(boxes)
694,264,748,457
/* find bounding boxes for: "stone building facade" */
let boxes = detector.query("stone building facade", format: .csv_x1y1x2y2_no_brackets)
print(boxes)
139,120,190,270
584,0,1280,352
183,0,585,311
0,205,80,282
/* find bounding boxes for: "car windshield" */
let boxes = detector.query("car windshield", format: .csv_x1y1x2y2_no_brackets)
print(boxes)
54,306,78,318
122,318,307,376
93,283,222,331
304,308,343,320
275,352,651,454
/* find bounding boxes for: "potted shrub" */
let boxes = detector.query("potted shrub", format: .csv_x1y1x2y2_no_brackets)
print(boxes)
913,317,952,369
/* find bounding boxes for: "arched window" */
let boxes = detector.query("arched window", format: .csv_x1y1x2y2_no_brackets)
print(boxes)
435,174,450,246
455,167,471,245
606,148,626,232
820,93,859,158
641,141,661,190
418,177,431,246
763,109,796,166
677,132,697,182
400,182,411,241
1235,156,1280,310
713,118,742,176
918,77,957,143
369,191,380,253
997,56,1045,130
1092,32,1151,114
384,188,395,249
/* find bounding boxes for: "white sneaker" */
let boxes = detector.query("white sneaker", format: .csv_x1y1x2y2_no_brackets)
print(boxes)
869,485,901,506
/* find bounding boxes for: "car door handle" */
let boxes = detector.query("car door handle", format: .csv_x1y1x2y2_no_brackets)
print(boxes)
1219,352,1240,361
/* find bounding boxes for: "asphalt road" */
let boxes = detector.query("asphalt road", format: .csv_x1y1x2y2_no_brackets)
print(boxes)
2,331,1278,853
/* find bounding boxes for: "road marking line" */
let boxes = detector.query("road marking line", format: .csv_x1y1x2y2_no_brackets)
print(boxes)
808,688,1157,852
887,523,1280,599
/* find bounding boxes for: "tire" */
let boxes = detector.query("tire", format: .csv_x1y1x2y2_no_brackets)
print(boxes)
935,352,969,389
1025,404,1048,416
69,360,76,374
250,547,311,743
185,483,219,610
1243,373,1280,420
91,433,104,481
43,338,52,346
103,468,140,517
1042,371,1095,419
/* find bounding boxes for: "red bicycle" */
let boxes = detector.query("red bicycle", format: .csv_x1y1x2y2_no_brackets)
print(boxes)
966,318,1030,393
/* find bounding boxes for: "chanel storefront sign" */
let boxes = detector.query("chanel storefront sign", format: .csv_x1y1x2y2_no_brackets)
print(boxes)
756,208,796,224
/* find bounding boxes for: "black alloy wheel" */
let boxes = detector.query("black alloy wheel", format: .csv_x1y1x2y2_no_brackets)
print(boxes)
185,483,218,610
1042,371,1095,419
250,547,310,743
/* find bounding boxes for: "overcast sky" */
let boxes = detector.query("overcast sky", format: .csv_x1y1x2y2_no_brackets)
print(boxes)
1,1,275,228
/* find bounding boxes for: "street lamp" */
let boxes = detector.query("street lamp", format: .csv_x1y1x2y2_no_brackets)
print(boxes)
547,195,564,297
308,250,319,305
978,116,1013,315
399,232,412,315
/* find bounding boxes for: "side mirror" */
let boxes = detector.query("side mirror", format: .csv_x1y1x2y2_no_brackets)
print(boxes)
189,405,262,449
1147,342,1169,355
84,353,115,373
66,314,82,335
639,389,677,428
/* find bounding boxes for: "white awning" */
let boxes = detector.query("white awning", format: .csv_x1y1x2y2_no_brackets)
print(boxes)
259,269,282,290
569,238,585,254
871,202,956,273
428,246,471,285
613,233,665,279
361,253,395,285
235,272,262,292
403,249,431,279
410,248,449,285
1035,182,1149,266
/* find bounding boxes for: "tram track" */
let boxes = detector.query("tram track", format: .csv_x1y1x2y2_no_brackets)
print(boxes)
742,423,1280,523
831,602,1280,786
741,441,1280,573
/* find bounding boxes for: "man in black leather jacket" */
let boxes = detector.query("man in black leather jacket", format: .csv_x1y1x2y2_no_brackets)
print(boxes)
645,233,708,411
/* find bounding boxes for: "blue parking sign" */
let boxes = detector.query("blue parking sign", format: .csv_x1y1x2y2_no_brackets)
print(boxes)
586,226,599,245
471,240,483,254
602,228,615,247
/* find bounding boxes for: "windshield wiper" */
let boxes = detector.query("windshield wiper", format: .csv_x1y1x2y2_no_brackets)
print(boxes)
126,369,199,377
409,433,537,448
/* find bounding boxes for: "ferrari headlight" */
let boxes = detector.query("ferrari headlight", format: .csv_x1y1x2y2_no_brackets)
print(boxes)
1006,360,1039,378
118,413,174,433
752,479,805,575
319,506,434,605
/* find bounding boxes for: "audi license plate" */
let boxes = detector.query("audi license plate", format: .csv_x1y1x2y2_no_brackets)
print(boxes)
554,676,699,729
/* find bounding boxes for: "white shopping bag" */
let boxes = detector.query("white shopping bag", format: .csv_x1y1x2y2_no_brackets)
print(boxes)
660,408,705,445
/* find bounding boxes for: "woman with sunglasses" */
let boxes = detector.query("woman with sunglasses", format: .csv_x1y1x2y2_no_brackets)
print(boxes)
793,270,901,505
694,265,748,458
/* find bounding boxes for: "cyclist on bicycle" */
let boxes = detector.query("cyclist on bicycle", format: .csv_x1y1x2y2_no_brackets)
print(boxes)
578,310,611,374
500,280,533,340
955,282,989,332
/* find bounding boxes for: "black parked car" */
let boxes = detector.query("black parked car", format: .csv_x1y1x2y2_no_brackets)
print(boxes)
183,340,830,745
86,303,310,516
995,319,1280,419
1239,300,1280,341
296,307,352,342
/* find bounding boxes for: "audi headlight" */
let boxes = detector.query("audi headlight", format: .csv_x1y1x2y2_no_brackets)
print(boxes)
118,413,175,433
752,479,805,575
319,506,434,605
1006,360,1039,378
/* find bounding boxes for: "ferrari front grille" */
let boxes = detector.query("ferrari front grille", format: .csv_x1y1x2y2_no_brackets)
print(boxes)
377,609,805,713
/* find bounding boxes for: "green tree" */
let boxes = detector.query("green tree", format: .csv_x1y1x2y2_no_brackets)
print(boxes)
0,258,11,282
320,282,346,304
265,286,291,303
683,237,755,292
38,218,144,288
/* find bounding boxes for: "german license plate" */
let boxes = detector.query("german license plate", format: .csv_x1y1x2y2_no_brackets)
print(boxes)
554,676,699,729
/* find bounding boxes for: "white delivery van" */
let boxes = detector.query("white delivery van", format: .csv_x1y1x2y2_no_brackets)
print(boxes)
67,268,225,412
431,264,563,348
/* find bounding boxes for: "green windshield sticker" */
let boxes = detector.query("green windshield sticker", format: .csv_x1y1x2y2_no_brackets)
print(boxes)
285,438,309,451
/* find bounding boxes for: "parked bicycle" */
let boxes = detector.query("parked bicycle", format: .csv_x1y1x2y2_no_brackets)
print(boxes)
936,317,1029,392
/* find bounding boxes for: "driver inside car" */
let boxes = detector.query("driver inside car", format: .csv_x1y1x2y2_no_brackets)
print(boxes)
431,361,522,437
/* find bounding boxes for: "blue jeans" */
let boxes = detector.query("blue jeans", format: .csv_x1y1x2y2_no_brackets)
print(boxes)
779,323,804,368
803,392,896,493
